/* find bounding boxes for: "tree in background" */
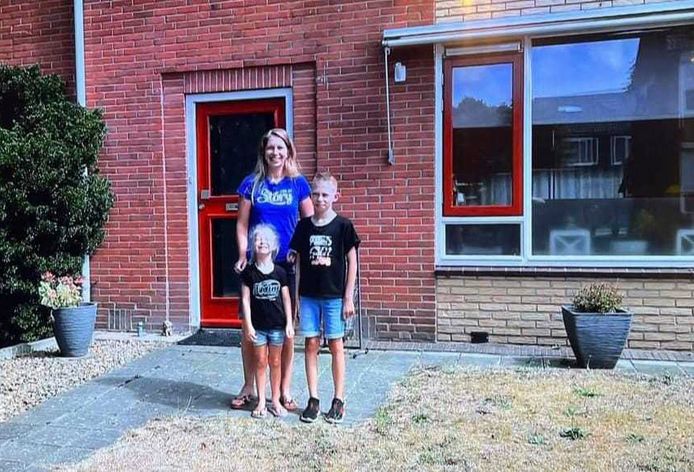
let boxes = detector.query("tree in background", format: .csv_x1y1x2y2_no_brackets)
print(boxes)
0,65,114,347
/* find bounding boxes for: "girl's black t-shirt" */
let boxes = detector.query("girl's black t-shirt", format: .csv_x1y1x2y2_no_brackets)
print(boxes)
290,215,360,299
240,264,288,331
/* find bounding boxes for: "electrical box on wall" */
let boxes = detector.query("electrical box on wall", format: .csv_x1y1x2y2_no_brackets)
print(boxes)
394,62,406,82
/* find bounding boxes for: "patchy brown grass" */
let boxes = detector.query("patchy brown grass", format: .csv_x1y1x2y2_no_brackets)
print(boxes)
61,367,693,472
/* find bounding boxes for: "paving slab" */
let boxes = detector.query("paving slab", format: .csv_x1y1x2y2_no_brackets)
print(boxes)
1,340,691,471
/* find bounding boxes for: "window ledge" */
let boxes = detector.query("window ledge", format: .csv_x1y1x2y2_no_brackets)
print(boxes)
435,266,694,279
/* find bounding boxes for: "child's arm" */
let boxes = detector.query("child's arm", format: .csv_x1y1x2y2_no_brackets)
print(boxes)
343,247,357,319
241,284,256,342
293,253,301,320
281,286,294,338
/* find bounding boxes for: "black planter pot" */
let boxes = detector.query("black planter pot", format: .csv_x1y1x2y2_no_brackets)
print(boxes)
561,305,633,369
52,303,97,357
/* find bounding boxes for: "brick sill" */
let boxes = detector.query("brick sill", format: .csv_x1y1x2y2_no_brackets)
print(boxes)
435,266,694,279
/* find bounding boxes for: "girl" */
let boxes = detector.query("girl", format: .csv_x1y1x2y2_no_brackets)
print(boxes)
240,224,294,418
232,128,313,411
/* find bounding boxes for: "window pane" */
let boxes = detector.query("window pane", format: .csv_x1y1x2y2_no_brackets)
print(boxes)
212,218,240,297
209,113,275,196
532,28,694,256
446,224,520,256
451,63,513,207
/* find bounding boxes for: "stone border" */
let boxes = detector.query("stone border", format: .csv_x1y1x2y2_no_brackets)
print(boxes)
0,337,58,360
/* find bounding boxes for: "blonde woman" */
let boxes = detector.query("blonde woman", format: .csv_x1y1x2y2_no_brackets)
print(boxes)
231,128,313,411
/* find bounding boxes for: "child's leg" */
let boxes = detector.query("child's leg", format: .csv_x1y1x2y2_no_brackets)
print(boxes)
304,336,321,398
328,338,345,400
324,298,347,401
280,335,294,401
254,344,268,413
297,297,322,399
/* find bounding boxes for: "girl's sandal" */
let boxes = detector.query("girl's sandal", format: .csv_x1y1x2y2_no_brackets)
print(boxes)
280,395,298,412
251,407,267,419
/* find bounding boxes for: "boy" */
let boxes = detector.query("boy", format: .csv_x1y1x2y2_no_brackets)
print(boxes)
289,171,360,424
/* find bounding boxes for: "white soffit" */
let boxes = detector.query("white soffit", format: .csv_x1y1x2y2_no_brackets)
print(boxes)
382,1,694,47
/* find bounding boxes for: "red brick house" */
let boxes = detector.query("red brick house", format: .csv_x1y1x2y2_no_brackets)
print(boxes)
2,0,692,351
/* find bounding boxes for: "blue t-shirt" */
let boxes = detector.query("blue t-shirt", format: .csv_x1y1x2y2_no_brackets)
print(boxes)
237,174,311,262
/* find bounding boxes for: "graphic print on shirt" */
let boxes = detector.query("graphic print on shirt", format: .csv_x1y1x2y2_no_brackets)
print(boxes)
253,279,281,300
256,186,293,206
309,234,333,266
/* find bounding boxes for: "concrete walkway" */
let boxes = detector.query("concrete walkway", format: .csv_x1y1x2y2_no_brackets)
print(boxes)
0,342,692,471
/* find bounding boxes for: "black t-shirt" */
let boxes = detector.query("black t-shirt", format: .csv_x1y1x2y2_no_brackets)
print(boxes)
240,264,288,331
290,215,360,299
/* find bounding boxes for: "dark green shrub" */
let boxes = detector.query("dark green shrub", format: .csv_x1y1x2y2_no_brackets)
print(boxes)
0,65,113,347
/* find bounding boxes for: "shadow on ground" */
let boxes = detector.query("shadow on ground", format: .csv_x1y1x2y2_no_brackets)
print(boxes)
178,329,242,347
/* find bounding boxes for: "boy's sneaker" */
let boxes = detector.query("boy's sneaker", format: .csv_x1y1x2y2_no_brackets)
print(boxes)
300,397,320,423
324,398,345,424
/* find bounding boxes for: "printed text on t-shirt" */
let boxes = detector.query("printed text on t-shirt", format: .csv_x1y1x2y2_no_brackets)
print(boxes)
253,280,281,300
309,234,332,266
256,188,293,205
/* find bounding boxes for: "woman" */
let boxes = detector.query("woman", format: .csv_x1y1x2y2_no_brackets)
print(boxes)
231,128,312,411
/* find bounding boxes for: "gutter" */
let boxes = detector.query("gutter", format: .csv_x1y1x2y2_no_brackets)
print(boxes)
74,0,90,301
382,1,694,47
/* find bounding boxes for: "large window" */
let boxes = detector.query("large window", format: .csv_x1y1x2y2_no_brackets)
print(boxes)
440,25,694,264
443,54,523,217
532,28,694,257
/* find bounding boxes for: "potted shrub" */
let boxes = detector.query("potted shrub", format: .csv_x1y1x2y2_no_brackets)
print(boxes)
39,272,97,357
0,65,113,348
562,283,632,369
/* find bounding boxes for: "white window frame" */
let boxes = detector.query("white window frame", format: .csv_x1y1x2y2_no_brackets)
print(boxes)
610,135,631,166
563,137,599,167
435,18,694,268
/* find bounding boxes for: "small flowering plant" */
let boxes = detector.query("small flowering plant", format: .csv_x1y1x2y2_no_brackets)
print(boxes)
39,272,84,310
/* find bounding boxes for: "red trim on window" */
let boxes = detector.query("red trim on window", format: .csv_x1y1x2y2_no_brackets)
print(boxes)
443,54,523,217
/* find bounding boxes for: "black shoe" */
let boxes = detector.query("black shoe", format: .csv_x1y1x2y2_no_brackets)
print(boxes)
300,397,320,423
324,398,345,424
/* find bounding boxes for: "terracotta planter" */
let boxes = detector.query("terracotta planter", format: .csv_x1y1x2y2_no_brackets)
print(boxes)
561,305,632,369
52,303,97,357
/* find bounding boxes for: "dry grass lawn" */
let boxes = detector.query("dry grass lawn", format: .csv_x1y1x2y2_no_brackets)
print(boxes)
62,366,693,472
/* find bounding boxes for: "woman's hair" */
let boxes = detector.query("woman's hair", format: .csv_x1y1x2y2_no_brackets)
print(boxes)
250,128,301,204
249,224,280,261
254,128,300,179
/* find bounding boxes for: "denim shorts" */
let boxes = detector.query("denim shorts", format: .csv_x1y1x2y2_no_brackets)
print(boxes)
253,329,285,347
298,297,344,340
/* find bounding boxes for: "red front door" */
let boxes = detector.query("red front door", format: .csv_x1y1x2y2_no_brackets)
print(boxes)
196,99,286,327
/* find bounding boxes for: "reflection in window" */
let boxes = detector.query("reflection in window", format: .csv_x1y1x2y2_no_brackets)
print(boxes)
450,62,514,208
532,27,694,256
562,137,599,167
445,224,520,256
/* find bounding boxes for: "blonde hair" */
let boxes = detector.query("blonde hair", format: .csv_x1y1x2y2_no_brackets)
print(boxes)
250,128,301,204
312,171,338,191
249,224,280,262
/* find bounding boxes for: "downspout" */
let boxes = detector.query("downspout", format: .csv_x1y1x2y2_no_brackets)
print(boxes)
384,47,395,165
74,0,90,301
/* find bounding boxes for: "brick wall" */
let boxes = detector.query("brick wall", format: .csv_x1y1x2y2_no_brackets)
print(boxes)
438,277,694,351
435,0,682,23
0,0,75,95
82,1,437,338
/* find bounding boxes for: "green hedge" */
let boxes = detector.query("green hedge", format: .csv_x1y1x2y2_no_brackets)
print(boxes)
0,65,114,347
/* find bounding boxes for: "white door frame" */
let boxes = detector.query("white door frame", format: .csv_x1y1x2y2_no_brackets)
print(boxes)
184,88,293,329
